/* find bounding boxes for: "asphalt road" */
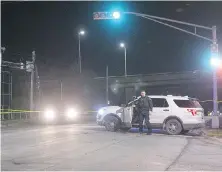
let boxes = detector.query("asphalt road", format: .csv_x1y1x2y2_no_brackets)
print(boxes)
1,124,222,171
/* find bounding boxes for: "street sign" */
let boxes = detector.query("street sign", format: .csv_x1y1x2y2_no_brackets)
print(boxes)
93,12,119,20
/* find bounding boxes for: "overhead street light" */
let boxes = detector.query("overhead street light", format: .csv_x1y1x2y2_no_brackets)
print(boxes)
79,30,85,35
120,43,125,48
78,29,85,74
119,42,127,77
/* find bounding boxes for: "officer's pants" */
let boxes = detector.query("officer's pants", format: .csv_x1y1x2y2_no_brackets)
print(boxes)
139,112,152,133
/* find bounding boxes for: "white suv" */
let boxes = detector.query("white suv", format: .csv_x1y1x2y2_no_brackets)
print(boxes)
96,95,205,135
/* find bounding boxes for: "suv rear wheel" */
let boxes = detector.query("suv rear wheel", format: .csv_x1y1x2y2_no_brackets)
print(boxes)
104,116,120,132
165,119,183,135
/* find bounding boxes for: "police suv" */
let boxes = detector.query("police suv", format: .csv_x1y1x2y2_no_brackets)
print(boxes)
96,95,205,135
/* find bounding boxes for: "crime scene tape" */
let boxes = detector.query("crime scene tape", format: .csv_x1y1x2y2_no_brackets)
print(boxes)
1,99,222,115
0,109,97,115
199,100,222,103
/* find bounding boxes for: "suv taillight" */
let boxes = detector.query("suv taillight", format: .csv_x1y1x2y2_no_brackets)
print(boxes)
187,109,197,116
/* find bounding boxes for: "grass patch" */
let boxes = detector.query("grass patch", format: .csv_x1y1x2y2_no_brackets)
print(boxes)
207,129,222,138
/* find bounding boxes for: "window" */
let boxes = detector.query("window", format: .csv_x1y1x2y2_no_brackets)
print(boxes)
192,100,202,108
173,99,202,108
151,98,169,107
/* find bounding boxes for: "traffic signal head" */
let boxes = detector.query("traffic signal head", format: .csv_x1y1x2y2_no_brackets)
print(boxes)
210,57,221,67
112,12,120,19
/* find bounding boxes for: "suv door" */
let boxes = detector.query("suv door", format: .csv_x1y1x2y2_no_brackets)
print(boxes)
150,98,171,125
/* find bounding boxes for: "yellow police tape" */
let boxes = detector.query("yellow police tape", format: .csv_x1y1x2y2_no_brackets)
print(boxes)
0,99,221,115
200,100,222,103
0,109,97,115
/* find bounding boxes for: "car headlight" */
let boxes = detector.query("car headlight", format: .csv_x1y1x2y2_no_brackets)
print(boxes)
66,108,78,118
44,109,55,120
98,109,104,115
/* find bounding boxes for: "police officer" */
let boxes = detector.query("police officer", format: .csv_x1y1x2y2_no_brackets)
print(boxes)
137,90,153,135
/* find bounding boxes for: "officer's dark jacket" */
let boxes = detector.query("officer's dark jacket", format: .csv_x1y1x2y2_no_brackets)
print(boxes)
137,96,153,113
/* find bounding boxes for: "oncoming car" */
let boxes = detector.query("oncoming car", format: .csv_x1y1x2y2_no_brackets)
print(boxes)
96,95,205,135
40,102,81,124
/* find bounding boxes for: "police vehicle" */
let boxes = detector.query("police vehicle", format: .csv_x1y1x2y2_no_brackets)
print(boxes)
97,95,205,135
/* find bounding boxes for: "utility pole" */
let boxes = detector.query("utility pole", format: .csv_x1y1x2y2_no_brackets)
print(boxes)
106,66,109,105
35,64,41,112
30,51,35,113
0,47,6,113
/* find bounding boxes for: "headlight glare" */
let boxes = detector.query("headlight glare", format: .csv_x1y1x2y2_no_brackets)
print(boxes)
66,108,78,118
44,109,55,120
98,109,104,115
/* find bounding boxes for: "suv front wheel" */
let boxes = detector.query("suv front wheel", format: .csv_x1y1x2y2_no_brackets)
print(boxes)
104,116,120,132
165,119,183,135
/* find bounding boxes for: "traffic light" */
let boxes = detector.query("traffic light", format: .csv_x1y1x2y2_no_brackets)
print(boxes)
211,43,218,54
26,61,34,72
93,12,121,20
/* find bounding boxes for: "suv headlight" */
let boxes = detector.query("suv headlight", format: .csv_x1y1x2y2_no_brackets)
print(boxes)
44,109,55,120
98,109,104,115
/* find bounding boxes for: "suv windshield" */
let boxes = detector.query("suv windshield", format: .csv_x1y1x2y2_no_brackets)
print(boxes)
173,99,202,108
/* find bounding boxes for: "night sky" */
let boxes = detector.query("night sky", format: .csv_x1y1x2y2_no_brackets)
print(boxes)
1,1,222,78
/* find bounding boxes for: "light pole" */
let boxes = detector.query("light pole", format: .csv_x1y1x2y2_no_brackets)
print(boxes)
106,66,109,105
120,43,127,77
211,56,221,112
78,30,85,74
211,26,220,117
